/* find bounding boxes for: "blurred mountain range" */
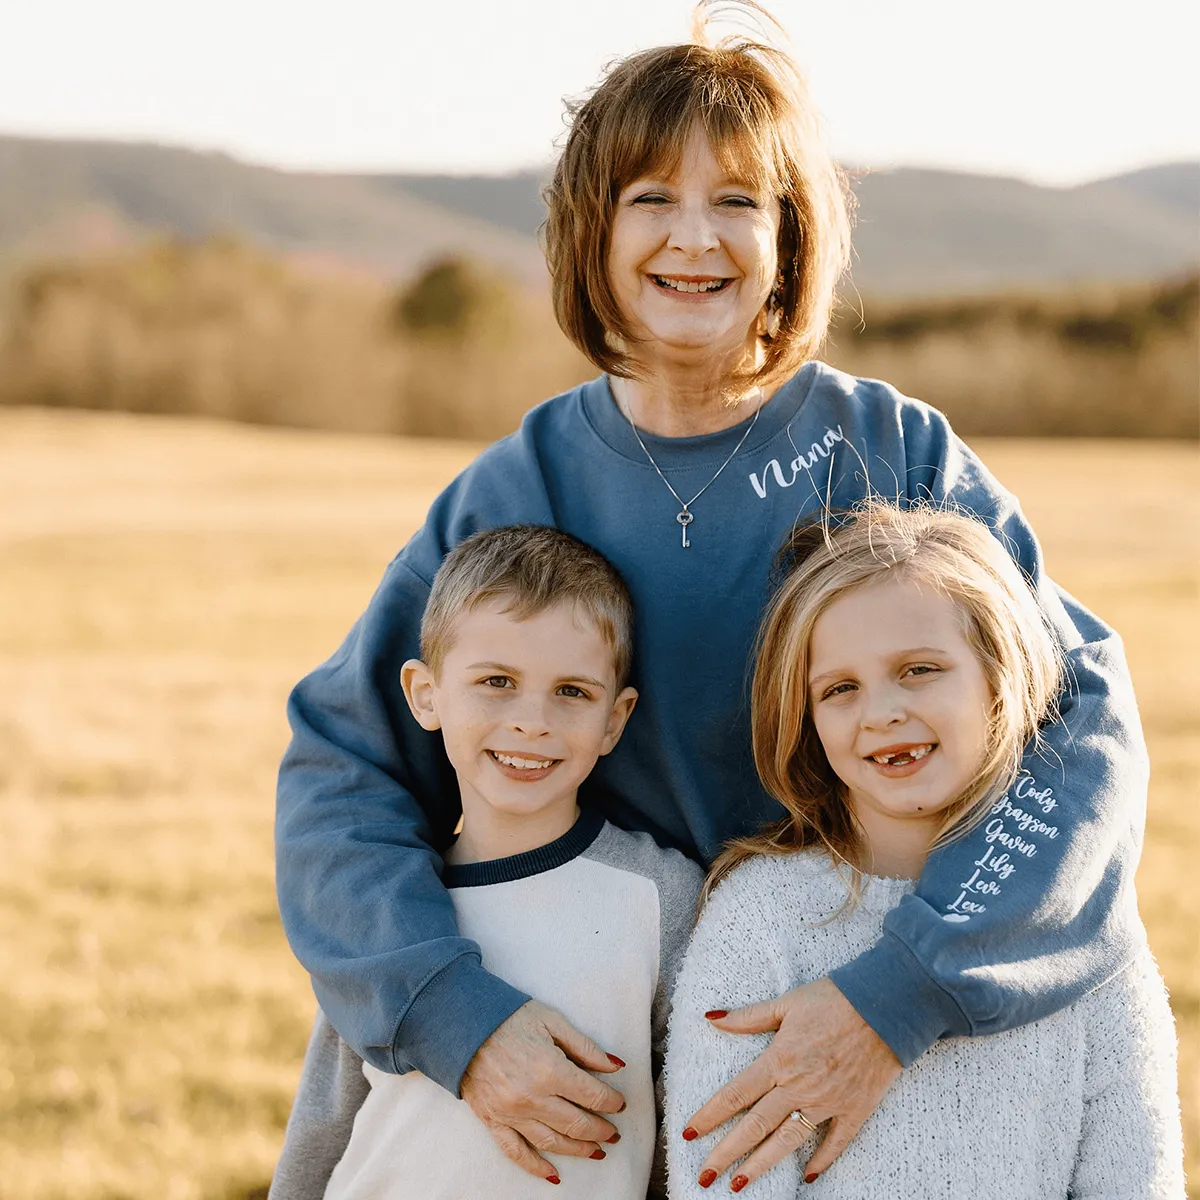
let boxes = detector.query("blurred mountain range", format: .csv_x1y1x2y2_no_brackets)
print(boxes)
1,135,1196,295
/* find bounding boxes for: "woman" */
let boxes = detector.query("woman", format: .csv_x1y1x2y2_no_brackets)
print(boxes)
275,8,1146,1190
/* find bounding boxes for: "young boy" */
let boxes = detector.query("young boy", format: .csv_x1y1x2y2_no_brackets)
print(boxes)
270,525,703,1200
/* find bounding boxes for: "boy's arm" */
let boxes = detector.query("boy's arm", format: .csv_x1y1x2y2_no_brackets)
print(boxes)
830,413,1148,1064
1070,946,1185,1198
268,1008,370,1200
276,553,530,1087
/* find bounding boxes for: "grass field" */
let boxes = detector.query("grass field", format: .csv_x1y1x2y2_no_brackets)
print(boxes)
1,408,1195,1198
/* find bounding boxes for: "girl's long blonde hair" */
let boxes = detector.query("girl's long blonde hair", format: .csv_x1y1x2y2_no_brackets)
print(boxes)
705,502,1063,899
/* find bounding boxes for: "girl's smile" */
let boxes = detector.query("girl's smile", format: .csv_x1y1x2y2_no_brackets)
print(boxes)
807,576,993,875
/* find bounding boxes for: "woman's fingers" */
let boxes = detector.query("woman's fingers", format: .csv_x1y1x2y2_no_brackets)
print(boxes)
705,996,786,1036
462,1001,626,1178
683,1052,776,1139
544,1007,625,1076
703,1107,824,1191
696,1089,823,1185
802,1115,863,1183
482,1117,560,1184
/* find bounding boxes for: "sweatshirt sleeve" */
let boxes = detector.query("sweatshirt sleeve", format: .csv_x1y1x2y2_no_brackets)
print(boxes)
275,531,530,1090
830,404,1149,1065
269,1008,370,1200
1070,945,1185,1198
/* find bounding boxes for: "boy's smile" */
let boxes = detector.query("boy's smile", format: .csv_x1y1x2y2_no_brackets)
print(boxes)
402,599,637,863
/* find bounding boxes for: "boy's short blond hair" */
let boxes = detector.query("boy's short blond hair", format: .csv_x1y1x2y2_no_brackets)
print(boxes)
421,526,635,687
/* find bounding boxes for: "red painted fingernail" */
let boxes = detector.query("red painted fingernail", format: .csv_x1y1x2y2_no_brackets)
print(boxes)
606,1132,621,1144
682,1126,699,1141
704,1009,729,1020
590,1148,606,1160
607,1053,626,1068
546,1175,560,1186
731,1176,749,1193
804,1173,819,1184
698,1168,717,1188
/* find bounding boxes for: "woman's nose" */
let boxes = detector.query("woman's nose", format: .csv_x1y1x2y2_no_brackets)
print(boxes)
667,200,720,258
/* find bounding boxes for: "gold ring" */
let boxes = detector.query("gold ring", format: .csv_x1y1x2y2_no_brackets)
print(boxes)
788,1109,820,1134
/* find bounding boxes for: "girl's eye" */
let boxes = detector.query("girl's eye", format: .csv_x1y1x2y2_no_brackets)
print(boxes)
904,664,940,680
820,681,857,701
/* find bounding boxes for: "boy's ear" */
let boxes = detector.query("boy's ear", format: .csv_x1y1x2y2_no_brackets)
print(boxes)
599,686,638,756
401,659,442,731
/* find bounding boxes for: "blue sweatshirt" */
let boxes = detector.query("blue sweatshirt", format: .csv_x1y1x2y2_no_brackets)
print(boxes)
275,362,1147,1091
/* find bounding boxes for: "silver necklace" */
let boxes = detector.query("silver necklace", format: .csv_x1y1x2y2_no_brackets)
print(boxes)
614,380,763,548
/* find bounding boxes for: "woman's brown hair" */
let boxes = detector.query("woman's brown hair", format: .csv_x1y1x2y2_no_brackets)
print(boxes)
542,2,852,391
704,502,1064,901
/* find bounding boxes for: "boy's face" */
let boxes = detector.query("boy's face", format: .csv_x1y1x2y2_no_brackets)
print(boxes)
402,599,636,833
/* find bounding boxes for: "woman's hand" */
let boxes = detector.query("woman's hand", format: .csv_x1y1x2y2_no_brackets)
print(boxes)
683,978,901,1190
461,1000,628,1183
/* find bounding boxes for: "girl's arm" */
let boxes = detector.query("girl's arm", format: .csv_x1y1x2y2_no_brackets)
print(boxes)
269,1008,370,1200
1070,944,1184,1197
827,399,1149,1065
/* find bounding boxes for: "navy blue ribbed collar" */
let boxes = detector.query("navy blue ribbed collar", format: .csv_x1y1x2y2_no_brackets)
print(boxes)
442,808,606,889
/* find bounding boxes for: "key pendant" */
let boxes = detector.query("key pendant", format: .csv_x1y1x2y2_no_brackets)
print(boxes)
677,510,694,548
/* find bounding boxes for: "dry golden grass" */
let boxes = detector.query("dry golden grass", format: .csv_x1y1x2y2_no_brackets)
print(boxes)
0,408,1195,1198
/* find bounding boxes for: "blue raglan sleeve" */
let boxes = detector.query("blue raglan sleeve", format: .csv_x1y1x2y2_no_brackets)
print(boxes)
274,433,560,1091
829,406,1148,1066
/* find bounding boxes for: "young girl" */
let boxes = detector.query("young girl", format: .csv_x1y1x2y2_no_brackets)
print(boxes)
665,503,1184,1198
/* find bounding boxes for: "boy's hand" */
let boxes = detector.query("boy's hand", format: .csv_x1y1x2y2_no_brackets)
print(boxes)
461,1000,627,1183
683,978,901,1189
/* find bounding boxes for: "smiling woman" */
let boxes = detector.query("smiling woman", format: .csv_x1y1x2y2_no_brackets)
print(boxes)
272,5,1156,1198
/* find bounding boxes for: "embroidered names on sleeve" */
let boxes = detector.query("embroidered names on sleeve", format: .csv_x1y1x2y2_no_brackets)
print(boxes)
943,774,1060,923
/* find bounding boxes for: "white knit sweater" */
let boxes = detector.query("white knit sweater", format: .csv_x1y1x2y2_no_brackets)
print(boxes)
665,851,1184,1199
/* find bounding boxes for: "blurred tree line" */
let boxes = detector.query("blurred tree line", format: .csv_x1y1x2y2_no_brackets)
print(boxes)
0,236,1195,440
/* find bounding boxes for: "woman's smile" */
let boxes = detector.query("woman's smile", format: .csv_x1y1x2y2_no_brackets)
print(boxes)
607,124,780,367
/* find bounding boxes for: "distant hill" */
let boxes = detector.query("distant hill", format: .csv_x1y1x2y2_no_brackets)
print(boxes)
0,137,546,285
1,134,1196,295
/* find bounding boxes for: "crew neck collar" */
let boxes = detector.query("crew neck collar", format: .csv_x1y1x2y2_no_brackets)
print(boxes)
442,808,606,888
581,362,822,469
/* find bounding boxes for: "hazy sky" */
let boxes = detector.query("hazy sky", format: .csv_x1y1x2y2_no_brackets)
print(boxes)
3,0,1197,185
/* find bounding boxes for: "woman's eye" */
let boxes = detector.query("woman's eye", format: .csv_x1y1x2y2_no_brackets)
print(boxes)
719,195,758,208
631,192,669,206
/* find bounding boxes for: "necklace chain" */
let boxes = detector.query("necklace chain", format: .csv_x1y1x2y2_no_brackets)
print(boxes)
614,379,763,548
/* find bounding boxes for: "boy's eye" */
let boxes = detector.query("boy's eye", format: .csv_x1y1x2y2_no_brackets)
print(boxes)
557,685,591,700
481,676,514,689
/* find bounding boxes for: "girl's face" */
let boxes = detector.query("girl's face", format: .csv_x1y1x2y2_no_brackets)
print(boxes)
607,124,781,372
807,576,993,862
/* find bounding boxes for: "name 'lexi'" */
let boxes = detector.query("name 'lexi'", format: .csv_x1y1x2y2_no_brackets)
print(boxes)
748,425,844,499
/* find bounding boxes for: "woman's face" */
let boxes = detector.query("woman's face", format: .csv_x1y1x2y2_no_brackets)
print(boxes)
806,576,993,844
607,124,781,371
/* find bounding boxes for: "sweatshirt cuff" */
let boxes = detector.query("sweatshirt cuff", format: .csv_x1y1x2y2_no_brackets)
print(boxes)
828,933,971,1067
395,954,531,1095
